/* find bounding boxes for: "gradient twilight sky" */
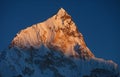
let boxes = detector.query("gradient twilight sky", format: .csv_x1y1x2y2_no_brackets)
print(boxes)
0,0,120,65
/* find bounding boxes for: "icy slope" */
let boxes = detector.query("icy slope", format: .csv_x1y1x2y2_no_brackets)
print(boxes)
0,8,119,77
0,46,119,77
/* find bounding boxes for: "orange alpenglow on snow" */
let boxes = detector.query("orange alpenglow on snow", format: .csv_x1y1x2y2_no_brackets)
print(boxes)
10,8,94,58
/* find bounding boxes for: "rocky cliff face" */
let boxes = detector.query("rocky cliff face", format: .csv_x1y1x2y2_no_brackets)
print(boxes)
10,8,94,59
0,8,119,77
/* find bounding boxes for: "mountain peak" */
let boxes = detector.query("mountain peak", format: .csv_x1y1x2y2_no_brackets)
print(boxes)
57,8,67,15
0,8,119,77
10,8,94,58
58,8,66,12
56,8,71,20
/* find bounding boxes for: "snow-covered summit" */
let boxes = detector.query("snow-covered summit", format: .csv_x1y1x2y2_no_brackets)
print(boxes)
0,8,120,77
10,8,94,58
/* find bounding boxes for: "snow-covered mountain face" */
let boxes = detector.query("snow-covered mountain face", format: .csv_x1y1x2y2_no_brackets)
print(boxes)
0,8,119,77
10,8,94,59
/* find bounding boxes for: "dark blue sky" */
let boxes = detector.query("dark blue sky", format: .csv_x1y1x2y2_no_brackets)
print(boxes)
0,0,120,64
